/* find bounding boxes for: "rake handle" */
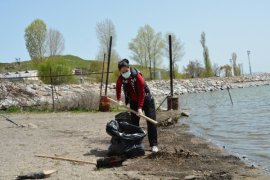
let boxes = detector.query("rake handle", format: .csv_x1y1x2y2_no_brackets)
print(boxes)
35,154,96,165
108,97,158,125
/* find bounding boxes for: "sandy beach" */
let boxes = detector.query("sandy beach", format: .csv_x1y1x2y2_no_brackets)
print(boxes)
0,112,268,179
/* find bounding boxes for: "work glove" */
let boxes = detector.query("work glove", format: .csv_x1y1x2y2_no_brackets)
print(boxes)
137,108,143,116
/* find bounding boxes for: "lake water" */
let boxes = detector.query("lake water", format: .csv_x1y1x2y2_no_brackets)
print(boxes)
178,85,270,171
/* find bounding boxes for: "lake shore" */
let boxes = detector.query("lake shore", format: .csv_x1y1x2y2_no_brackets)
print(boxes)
0,112,268,179
147,73,270,96
1,73,270,110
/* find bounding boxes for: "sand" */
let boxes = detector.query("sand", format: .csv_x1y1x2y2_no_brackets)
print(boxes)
0,112,268,180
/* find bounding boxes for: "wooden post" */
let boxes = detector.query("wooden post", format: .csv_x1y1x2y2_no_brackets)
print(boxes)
169,35,173,96
50,67,55,111
167,35,179,110
227,86,233,105
100,53,106,96
105,36,112,96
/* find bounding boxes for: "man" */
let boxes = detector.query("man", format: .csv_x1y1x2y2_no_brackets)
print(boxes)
116,59,158,153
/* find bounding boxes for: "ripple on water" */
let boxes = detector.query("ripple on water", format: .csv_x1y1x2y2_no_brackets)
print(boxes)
179,86,270,170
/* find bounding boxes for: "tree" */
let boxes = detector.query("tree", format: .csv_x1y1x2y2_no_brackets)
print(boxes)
200,32,213,77
95,19,119,81
47,28,65,56
220,65,232,77
25,19,47,60
96,48,121,80
164,33,185,78
184,60,204,78
38,56,75,85
213,63,220,77
152,32,164,79
129,24,164,80
96,18,117,55
231,52,240,76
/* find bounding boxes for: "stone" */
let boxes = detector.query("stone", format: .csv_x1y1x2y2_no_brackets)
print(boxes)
27,123,38,129
184,175,197,180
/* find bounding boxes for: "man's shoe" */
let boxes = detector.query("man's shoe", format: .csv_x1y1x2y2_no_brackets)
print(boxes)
151,146,158,153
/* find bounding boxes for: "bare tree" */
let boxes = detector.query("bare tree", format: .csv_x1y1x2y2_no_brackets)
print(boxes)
184,60,204,78
165,33,185,78
213,63,220,77
46,28,65,56
152,32,164,79
95,18,120,81
96,18,117,54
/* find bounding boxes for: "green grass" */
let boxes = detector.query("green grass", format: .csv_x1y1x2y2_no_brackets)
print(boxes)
0,54,99,73
62,55,98,69
110,106,123,112
0,105,121,114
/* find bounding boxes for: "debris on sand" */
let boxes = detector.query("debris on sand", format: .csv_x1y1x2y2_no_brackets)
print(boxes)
181,111,190,117
184,175,197,180
0,114,23,127
146,147,199,160
1,112,267,179
26,123,38,129
16,170,57,180
156,110,181,127
96,156,126,169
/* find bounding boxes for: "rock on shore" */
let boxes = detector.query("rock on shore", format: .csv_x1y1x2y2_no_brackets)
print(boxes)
147,74,270,96
0,74,270,109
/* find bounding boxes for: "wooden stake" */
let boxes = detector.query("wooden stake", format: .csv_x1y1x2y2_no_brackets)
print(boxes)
227,86,233,105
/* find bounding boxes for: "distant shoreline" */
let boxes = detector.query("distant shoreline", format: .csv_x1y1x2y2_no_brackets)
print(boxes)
148,73,270,96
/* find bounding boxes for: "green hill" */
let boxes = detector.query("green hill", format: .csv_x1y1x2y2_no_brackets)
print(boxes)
0,55,99,73
0,55,172,80
61,55,97,69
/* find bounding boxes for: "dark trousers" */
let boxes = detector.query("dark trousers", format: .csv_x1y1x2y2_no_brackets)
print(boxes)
130,96,158,147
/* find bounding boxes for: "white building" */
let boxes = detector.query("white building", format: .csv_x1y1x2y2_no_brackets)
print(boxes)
0,70,38,81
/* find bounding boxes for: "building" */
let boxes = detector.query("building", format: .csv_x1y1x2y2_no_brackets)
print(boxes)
0,70,38,81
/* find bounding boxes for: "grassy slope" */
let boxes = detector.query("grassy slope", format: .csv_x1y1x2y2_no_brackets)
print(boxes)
0,55,98,72
0,55,171,80
62,55,97,69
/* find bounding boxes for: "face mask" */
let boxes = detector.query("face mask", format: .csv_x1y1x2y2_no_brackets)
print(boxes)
121,70,131,79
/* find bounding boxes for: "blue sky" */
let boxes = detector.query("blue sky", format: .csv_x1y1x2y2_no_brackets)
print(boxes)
0,0,269,73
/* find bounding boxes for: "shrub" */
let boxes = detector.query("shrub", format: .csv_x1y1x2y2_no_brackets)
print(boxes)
38,56,76,85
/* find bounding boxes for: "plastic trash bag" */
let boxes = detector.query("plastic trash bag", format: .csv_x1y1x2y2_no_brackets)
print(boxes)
106,120,146,158
115,112,132,124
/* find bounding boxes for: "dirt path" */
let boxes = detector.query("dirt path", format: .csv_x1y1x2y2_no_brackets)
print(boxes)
0,112,268,179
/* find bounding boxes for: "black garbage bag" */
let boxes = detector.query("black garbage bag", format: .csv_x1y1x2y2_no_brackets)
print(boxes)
106,120,146,158
115,112,132,124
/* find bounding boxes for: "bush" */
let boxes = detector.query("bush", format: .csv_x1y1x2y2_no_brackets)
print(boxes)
38,56,76,85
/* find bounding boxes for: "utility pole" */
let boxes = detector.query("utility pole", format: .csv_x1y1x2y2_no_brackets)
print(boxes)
247,50,252,75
